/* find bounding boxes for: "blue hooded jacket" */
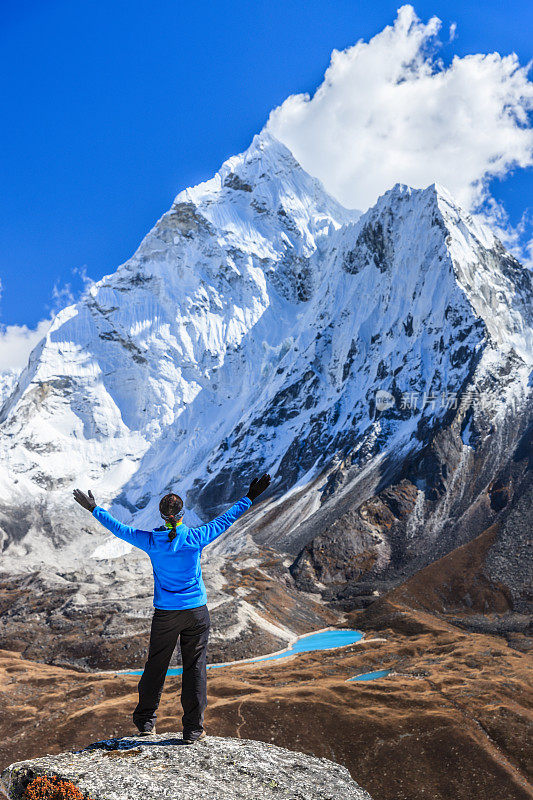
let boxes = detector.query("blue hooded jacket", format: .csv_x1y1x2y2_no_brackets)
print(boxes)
92,495,252,610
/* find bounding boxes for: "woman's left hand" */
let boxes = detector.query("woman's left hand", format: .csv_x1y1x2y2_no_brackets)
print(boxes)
73,488,97,512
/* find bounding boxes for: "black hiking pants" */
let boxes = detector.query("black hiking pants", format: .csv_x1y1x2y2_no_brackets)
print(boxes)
132,604,210,735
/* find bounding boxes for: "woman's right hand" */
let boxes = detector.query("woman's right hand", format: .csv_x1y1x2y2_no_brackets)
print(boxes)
246,473,271,502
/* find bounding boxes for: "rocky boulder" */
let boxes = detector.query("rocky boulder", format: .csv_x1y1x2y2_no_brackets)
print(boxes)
1,734,372,800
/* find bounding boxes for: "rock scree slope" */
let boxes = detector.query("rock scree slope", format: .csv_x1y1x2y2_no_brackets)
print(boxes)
1,734,372,800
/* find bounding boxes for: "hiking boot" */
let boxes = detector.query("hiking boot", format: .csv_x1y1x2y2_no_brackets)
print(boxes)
138,723,156,736
183,729,206,745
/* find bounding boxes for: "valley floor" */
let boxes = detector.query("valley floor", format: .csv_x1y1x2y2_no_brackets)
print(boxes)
1,604,531,800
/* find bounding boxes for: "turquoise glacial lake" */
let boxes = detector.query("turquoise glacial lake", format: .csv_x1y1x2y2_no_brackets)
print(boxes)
120,628,364,676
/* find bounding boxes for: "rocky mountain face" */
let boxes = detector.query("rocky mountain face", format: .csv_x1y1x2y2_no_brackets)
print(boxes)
0,130,531,664
287,413,532,613
377,434,533,648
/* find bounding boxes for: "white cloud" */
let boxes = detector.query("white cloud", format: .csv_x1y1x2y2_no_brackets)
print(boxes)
485,202,533,268
51,280,75,310
0,317,52,372
0,276,50,372
48,266,92,315
267,4,533,260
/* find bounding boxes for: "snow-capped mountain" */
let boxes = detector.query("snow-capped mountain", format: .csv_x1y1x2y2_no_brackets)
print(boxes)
0,131,531,583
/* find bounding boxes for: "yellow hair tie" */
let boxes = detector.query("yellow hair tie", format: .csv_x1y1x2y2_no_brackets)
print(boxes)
165,518,183,528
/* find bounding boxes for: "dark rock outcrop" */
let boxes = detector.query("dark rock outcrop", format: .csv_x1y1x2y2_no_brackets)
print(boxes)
282,392,532,618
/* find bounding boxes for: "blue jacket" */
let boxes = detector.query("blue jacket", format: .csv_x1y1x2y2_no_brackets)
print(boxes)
92,496,252,610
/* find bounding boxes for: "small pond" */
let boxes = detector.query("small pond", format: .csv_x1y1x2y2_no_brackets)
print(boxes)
348,669,392,681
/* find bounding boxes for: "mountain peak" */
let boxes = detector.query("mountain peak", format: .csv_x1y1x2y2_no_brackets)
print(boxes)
234,128,298,167
430,181,455,201
175,131,358,226
374,180,455,210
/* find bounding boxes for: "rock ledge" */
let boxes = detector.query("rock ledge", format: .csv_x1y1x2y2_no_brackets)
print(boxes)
1,733,372,800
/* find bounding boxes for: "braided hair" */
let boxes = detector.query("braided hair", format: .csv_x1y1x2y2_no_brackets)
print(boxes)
159,493,184,542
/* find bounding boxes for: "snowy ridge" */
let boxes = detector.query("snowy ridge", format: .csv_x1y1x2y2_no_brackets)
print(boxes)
0,131,531,571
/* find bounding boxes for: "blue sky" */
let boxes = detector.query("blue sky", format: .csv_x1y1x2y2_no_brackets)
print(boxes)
0,0,531,335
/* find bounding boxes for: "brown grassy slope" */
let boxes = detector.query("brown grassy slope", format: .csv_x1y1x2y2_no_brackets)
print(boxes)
1,603,532,800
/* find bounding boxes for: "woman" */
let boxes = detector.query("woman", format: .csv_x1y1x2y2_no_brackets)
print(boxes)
73,473,270,743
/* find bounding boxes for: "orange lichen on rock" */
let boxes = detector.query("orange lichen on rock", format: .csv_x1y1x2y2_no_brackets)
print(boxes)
23,774,96,800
